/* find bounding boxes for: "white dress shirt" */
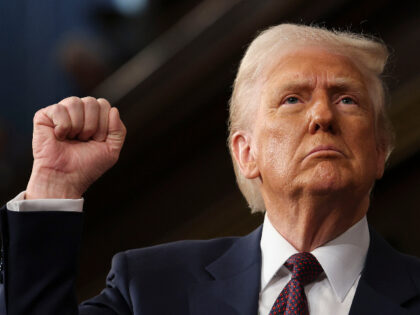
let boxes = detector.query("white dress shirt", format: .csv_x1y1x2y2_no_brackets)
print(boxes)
7,193,369,315
7,191,83,212
259,214,369,315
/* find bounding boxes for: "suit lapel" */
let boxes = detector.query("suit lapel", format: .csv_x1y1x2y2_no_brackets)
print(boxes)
349,278,412,315
349,228,418,315
189,227,262,315
189,224,420,315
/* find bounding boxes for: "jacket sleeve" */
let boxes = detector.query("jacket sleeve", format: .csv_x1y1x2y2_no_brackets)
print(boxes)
0,206,132,315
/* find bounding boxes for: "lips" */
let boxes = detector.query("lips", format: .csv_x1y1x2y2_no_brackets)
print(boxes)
305,145,344,159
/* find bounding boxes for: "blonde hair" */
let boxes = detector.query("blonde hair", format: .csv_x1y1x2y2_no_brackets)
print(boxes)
228,23,394,213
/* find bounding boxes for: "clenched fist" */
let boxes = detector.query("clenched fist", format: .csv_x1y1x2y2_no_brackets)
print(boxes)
26,96,126,199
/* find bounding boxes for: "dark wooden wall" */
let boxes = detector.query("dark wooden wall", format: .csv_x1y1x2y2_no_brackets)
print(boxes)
77,0,420,300
2,0,419,301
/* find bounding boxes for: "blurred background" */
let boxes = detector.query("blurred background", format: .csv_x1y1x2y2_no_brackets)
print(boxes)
1,0,420,301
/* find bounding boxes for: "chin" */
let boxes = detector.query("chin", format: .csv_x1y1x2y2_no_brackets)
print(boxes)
303,161,349,194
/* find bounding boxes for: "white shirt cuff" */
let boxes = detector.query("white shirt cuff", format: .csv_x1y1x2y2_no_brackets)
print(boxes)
6,191,84,212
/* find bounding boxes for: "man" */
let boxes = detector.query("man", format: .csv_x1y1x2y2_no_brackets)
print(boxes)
1,24,420,315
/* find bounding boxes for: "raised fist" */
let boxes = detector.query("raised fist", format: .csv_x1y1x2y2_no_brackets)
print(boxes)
26,96,126,199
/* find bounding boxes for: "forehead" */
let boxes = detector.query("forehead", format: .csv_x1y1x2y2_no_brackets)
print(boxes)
263,48,368,91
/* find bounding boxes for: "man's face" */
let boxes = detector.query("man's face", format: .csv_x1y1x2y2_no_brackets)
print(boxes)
250,48,385,202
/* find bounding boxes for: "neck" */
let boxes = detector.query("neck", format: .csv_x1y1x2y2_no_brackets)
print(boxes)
264,191,370,252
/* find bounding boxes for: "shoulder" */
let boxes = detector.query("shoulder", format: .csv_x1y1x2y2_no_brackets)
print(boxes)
111,236,240,277
400,252,420,286
368,227,420,287
128,236,238,256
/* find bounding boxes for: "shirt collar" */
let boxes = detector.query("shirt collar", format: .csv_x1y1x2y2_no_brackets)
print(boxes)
260,214,369,302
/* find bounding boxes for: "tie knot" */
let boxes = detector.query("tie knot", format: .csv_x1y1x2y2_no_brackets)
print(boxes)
284,252,323,286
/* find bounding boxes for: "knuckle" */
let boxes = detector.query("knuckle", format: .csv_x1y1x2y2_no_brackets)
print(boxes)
99,103,111,113
83,96,98,106
34,105,55,123
63,96,82,104
60,97,83,112
54,103,66,113
83,97,100,114
97,98,111,109
33,109,44,120
67,100,83,110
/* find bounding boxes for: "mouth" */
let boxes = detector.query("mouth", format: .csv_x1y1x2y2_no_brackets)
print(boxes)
304,145,345,159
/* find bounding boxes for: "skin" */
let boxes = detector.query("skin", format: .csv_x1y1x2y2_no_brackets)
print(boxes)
26,47,384,253
232,48,386,252
26,96,126,199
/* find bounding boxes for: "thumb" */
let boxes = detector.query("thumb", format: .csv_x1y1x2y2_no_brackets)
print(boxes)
106,107,126,152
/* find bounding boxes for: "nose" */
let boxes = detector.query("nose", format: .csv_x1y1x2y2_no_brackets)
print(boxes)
308,95,335,134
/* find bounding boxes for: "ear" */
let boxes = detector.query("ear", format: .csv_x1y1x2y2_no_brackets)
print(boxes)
375,144,386,179
231,131,260,179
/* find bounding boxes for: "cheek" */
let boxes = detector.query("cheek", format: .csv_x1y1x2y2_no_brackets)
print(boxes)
345,119,379,170
352,120,377,150
255,125,295,177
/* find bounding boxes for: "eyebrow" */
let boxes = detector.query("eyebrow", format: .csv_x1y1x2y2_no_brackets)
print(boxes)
329,77,367,92
273,75,367,92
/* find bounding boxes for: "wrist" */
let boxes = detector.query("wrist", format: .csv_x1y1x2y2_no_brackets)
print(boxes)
26,165,83,199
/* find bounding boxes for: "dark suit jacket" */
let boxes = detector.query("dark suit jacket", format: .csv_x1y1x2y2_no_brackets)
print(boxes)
1,206,420,315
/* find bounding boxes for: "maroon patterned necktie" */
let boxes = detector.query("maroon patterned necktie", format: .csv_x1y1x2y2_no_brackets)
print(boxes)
269,252,323,315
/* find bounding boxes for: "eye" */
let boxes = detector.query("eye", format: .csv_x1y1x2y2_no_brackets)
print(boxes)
283,96,300,104
339,97,357,105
